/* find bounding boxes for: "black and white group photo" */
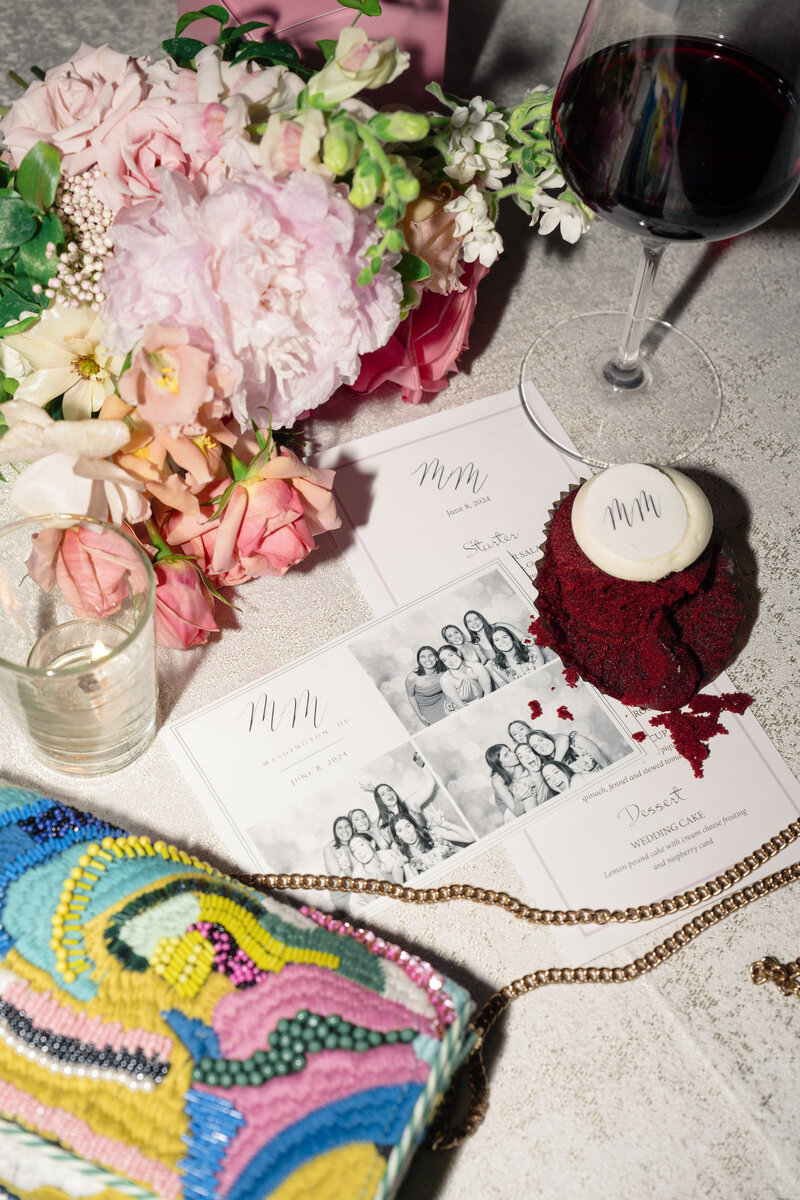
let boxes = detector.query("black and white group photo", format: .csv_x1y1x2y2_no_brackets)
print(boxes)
349,567,554,734
415,661,637,838
247,744,476,915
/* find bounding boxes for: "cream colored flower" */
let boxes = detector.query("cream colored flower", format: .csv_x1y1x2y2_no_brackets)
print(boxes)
307,27,409,105
1,303,125,419
0,400,147,523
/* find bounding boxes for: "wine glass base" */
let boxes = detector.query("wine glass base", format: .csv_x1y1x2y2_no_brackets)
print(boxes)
520,311,722,469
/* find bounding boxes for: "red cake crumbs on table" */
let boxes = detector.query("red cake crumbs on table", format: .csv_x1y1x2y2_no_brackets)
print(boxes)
632,731,647,742
528,699,543,721
532,489,741,711
563,667,580,688
649,692,754,778
556,705,574,721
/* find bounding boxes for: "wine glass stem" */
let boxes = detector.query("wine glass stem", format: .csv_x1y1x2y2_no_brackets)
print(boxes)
603,238,667,389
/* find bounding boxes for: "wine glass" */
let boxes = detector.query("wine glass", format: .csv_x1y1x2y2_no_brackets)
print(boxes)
520,0,800,467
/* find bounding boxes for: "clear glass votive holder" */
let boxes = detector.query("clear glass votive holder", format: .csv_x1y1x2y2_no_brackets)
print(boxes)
0,514,158,776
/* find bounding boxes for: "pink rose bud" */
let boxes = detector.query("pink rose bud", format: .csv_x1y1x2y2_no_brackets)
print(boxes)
154,558,219,650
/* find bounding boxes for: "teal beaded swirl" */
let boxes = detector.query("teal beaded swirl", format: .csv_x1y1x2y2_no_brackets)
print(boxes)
192,1009,417,1088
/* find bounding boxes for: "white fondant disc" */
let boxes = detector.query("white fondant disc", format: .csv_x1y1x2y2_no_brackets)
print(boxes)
571,464,713,581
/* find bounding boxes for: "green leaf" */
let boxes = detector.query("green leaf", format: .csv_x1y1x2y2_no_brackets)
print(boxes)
0,197,38,249
231,40,300,66
18,212,62,286
0,161,12,189
15,141,61,211
316,38,337,62
338,0,382,13
162,36,207,66
175,5,230,37
401,280,419,310
397,252,431,282
0,290,40,335
218,20,269,43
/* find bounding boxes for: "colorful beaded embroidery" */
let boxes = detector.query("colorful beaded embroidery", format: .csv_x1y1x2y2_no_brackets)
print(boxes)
0,786,474,1200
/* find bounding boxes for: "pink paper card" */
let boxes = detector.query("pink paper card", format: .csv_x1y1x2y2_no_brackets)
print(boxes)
175,2,450,103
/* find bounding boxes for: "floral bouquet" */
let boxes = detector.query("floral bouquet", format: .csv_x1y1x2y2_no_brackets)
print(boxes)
0,0,590,648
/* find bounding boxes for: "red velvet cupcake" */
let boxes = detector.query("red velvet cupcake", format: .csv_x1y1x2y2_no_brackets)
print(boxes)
532,464,740,711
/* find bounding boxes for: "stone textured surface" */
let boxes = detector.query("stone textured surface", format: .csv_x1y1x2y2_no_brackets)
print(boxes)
1,3,800,1198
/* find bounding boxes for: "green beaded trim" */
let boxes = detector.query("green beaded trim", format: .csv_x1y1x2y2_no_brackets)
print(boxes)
191,1009,417,1088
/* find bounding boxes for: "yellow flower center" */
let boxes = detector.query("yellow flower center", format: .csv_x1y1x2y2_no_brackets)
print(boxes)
75,354,100,379
148,352,180,394
193,433,217,454
157,364,179,393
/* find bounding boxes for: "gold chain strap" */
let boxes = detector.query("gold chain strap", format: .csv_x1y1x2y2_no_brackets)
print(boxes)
236,817,800,1148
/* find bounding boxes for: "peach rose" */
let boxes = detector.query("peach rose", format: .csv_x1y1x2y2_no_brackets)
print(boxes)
167,476,317,586
26,524,149,620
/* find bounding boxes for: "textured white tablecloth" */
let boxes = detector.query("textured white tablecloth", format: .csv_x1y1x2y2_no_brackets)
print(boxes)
1,3,799,1197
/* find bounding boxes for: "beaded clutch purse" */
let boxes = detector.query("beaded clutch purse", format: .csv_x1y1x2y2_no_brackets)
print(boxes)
0,785,475,1200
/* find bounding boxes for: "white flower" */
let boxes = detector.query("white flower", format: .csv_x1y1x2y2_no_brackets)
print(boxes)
444,185,504,267
1,304,125,419
445,184,491,236
445,96,511,190
0,399,129,465
531,192,591,243
461,224,504,267
0,399,148,523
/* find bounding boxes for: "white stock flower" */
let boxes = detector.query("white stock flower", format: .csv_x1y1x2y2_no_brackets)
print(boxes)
2,303,125,419
445,96,511,190
444,185,504,267
531,191,591,243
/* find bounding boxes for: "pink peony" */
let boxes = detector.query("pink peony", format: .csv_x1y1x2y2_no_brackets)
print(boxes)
118,323,215,427
92,99,198,213
0,44,146,175
353,260,489,404
154,558,219,649
26,524,150,620
100,170,402,429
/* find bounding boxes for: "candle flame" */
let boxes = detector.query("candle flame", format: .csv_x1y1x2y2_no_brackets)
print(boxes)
90,639,108,662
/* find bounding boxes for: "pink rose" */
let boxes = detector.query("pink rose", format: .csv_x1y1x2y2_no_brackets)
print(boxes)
154,558,219,649
0,44,146,175
26,524,150,620
257,448,341,537
352,260,489,405
167,476,317,586
93,99,197,212
118,324,214,426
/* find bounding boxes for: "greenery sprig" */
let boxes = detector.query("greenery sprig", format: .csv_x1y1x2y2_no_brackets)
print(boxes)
0,141,64,336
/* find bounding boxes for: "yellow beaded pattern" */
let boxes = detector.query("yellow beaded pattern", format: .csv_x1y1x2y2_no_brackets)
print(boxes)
146,897,341,999
50,836,222,983
150,931,216,999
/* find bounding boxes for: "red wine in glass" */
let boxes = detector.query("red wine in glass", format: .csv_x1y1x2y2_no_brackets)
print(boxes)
519,1,800,468
553,36,799,241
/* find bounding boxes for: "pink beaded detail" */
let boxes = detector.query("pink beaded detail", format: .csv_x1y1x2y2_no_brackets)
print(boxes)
189,921,266,988
300,907,456,1034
